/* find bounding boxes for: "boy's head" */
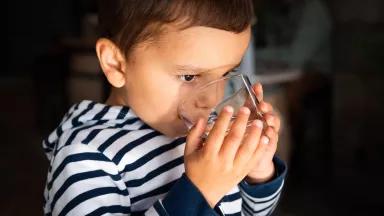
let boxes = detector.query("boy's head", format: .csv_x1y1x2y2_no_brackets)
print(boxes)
96,0,254,137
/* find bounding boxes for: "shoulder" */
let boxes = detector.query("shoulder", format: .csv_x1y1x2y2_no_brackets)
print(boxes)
58,123,178,170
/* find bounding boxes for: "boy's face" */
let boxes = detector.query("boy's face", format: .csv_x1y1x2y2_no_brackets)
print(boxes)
117,26,251,137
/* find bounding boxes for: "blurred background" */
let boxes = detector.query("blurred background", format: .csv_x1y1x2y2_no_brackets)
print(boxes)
3,0,384,215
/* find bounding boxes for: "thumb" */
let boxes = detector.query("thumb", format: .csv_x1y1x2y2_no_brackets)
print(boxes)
185,118,206,156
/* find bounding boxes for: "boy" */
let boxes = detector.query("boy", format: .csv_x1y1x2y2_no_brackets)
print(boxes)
43,0,287,215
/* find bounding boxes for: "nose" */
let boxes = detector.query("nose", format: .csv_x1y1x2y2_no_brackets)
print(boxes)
194,83,225,110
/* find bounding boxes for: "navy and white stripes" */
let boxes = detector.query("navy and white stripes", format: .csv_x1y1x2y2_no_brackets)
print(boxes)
43,100,286,215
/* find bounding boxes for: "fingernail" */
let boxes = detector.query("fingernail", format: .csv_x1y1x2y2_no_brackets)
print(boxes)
268,116,274,124
240,107,250,114
224,106,234,113
261,136,269,144
254,120,263,128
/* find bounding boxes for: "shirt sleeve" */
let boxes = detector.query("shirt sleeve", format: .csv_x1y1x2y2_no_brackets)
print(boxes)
146,174,220,216
44,144,218,216
239,156,287,216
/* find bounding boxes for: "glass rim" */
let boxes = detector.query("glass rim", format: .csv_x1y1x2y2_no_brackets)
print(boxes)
195,73,244,90
192,73,260,108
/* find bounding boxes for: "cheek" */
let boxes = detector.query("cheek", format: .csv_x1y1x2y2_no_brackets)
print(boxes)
140,75,182,117
154,87,179,111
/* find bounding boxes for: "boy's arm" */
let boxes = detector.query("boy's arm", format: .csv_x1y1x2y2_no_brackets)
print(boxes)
239,156,287,216
45,144,218,216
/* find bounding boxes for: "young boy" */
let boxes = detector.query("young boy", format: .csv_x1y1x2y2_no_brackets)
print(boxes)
43,0,287,215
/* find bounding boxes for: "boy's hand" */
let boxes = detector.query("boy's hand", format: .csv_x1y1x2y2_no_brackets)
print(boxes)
184,105,265,207
244,83,280,184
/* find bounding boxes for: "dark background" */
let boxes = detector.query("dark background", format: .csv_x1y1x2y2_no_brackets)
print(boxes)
4,0,384,215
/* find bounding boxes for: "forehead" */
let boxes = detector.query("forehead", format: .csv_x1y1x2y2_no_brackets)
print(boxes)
148,25,251,70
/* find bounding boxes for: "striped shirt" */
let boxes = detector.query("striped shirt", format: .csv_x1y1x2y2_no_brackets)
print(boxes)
43,100,286,215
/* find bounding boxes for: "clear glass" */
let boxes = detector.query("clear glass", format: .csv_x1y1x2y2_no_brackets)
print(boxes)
178,73,264,138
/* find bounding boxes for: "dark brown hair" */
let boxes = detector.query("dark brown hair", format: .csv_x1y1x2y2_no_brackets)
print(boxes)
98,0,254,58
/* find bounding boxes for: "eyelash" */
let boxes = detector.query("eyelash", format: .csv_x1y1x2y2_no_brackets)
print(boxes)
179,74,199,82
226,67,239,76
178,67,239,83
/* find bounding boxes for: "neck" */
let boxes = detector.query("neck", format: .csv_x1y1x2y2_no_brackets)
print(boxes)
105,88,128,107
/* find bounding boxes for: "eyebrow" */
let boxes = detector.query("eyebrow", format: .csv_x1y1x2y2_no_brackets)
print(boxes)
175,61,242,75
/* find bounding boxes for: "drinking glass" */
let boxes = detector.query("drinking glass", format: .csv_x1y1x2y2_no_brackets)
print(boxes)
178,73,264,138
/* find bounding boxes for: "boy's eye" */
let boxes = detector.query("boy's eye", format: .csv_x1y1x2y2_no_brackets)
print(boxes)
225,68,239,77
179,75,197,82
220,67,239,78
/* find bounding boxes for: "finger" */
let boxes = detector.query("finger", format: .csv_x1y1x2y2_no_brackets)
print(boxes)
274,113,281,133
263,127,278,158
205,106,234,154
185,118,206,156
220,107,250,161
252,83,263,102
263,113,281,132
234,119,263,167
259,101,273,113
263,113,275,127
251,127,277,162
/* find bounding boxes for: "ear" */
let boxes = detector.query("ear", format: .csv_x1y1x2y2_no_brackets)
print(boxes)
96,38,126,88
